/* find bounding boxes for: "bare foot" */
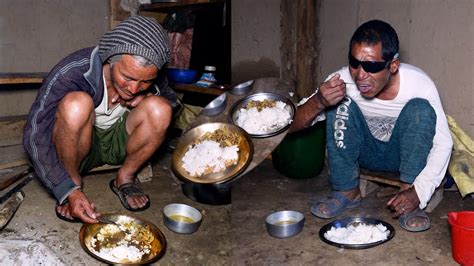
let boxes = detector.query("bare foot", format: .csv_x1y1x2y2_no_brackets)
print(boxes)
114,178,149,210
56,203,73,220
406,215,429,228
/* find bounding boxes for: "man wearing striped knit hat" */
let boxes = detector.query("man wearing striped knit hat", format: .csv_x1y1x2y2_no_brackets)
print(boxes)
23,16,176,223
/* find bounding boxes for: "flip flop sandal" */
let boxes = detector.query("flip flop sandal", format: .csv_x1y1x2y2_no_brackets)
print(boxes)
399,208,431,232
55,201,81,223
109,179,151,212
311,191,361,219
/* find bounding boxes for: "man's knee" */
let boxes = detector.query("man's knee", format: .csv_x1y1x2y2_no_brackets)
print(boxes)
402,98,436,124
139,96,172,128
57,92,94,126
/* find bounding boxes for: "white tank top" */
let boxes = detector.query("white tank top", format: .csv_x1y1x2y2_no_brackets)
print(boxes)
94,71,128,130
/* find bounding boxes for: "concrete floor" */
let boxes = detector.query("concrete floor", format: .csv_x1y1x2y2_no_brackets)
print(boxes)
0,120,472,265
1,154,472,265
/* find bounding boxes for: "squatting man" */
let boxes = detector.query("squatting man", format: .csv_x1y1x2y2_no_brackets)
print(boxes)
23,16,176,223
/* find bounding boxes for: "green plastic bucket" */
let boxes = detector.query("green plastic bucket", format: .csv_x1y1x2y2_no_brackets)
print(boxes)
272,122,326,179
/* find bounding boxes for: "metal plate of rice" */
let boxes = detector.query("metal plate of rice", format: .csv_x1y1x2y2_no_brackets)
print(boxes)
79,213,166,264
171,122,254,184
229,92,296,138
319,217,395,249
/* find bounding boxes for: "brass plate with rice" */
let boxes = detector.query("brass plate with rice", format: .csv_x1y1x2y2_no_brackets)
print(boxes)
171,122,253,184
79,213,166,265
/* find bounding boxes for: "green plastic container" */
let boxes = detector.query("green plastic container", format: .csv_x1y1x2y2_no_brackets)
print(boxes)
272,122,326,179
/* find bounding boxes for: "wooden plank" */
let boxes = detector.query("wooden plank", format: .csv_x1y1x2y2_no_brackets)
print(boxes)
0,159,29,171
425,187,444,213
0,72,47,85
139,0,224,13
281,0,319,99
0,191,25,230
173,83,225,96
0,173,33,204
295,0,318,98
0,166,30,191
359,178,380,198
360,174,403,187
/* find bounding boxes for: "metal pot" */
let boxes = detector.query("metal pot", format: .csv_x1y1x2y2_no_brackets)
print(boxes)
181,182,232,205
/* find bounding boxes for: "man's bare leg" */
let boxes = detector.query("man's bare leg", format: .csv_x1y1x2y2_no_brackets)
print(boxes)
114,96,172,209
53,92,95,219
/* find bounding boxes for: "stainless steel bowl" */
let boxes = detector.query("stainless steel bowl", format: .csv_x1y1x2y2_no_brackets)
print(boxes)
266,210,305,238
200,93,227,116
171,122,254,184
230,80,254,95
163,203,202,234
319,217,396,249
79,213,166,265
229,92,296,138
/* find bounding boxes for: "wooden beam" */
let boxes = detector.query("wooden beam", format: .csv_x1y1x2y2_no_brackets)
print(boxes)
280,0,320,98
0,72,47,85
360,174,402,187
295,0,318,98
173,83,225,96
0,159,29,171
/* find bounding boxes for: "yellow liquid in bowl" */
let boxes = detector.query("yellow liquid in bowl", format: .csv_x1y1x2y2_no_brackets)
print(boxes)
274,220,296,226
169,214,194,223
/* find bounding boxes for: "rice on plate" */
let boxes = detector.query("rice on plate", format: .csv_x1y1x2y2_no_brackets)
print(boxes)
87,216,155,264
181,128,241,177
235,99,292,135
324,223,390,245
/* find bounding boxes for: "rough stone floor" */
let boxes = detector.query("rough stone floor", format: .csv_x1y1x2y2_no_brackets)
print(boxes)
0,119,472,265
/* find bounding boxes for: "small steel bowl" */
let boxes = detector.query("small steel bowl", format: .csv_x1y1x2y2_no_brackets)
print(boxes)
230,80,254,95
265,210,305,238
163,203,202,234
200,93,227,116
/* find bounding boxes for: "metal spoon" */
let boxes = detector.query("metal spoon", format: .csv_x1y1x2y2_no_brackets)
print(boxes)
96,216,121,227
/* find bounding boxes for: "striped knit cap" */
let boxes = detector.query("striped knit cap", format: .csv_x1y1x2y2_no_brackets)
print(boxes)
98,15,170,69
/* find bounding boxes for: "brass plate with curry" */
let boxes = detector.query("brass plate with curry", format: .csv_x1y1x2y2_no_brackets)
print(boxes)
79,213,166,265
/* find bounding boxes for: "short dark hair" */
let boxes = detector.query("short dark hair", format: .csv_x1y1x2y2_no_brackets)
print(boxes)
349,20,399,61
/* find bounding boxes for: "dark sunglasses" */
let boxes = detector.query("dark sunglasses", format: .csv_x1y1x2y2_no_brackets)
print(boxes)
348,54,391,73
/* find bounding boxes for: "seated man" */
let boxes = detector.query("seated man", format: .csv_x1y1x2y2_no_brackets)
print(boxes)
291,20,453,232
23,16,176,223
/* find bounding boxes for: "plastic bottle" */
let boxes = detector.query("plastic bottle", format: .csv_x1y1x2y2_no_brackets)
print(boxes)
196,66,217,87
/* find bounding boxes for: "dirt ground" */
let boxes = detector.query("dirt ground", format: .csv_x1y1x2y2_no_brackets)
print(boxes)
0,118,472,265
1,154,472,265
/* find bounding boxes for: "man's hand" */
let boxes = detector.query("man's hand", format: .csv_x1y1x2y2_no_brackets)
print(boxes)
122,93,150,108
386,186,420,218
289,74,347,132
110,91,151,108
66,189,100,223
316,74,346,107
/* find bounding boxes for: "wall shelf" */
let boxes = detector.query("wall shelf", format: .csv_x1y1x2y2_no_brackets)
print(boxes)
0,72,47,85
140,0,224,13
